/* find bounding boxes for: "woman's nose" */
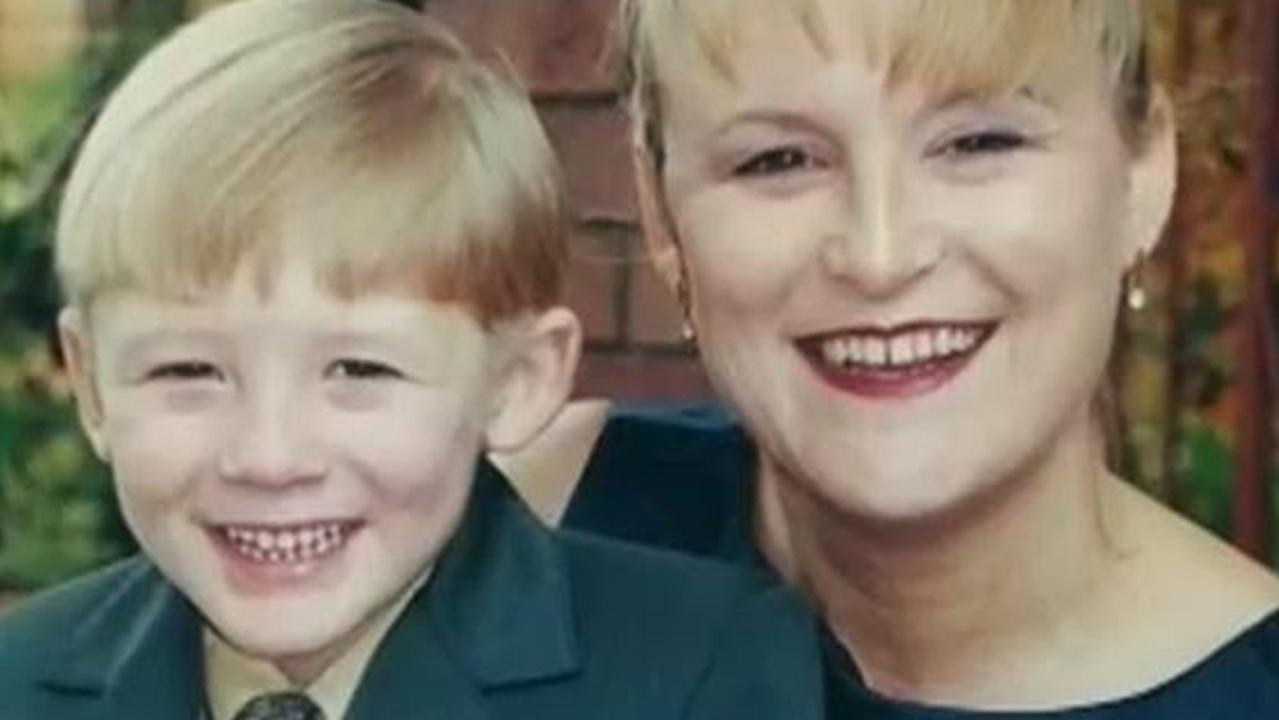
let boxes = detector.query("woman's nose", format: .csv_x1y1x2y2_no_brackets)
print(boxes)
820,147,945,298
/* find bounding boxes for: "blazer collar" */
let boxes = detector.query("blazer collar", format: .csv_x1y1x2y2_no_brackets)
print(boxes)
427,458,579,685
346,459,581,718
41,559,204,716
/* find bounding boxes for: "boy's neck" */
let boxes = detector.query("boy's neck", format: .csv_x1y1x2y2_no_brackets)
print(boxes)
205,566,432,718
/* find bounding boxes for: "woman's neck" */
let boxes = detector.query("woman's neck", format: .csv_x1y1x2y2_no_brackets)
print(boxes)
758,412,1135,708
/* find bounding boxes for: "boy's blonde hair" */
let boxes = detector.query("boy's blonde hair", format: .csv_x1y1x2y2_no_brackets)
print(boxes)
624,0,1151,164
56,0,564,323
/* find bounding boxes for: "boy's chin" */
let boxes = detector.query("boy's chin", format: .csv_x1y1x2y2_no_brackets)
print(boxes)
213,606,366,671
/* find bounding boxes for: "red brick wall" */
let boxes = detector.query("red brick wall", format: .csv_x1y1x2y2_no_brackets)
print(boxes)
426,0,713,402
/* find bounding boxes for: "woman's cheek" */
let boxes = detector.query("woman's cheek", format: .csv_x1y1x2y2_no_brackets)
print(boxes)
683,206,820,312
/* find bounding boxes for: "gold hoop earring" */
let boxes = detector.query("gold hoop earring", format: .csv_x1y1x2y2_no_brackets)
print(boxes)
1125,250,1149,311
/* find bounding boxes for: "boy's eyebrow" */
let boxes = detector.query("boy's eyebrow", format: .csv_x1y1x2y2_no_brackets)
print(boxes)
313,329,411,350
120,329,222,352
315,330,462,368
115,329,225,363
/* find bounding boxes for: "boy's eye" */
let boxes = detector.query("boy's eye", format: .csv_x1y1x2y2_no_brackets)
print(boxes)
733,146,820,177
145,361,223,382
328,359,404,380
937,130,1029,157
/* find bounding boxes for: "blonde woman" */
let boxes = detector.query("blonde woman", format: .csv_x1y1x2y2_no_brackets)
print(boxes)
505,0,1279,715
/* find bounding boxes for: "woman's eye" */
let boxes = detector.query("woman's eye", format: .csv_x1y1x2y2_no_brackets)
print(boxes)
733,147,819,177
328,359,404,380
940,130,1029,157
145,361,223,382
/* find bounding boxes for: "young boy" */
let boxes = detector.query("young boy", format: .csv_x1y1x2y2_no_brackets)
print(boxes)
0,2,822,718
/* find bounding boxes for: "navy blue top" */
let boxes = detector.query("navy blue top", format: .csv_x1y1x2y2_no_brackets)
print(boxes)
561,404,1279,718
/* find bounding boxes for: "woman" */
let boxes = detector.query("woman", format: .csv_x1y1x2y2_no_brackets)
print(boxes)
499,0,1279,715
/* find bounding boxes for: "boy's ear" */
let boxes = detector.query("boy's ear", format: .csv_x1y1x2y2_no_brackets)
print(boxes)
632,144,685,299
1125,86,1178,264
483,306,582,453
58,307,110,461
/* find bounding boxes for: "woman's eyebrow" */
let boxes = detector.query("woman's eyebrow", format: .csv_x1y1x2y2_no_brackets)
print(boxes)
924,85,1060,114
712,108,832,138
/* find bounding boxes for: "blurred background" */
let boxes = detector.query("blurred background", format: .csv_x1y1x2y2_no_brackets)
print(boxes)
0,0,1276,606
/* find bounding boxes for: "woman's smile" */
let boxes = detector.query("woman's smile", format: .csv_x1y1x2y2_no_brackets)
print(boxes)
794,320,1000,400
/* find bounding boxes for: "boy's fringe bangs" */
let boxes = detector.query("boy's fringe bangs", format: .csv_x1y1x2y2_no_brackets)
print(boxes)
57,0,564,323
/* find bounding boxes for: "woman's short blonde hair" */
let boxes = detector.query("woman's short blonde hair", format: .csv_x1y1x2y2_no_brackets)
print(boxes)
624,0,1150,164
57,0,565,323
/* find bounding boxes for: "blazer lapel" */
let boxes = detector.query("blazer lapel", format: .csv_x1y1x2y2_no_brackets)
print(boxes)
40,559,204,719
343,594,487,720
346,460,580,719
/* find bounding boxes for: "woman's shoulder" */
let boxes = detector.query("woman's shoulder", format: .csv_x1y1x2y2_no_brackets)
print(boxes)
563,402,757,559
590,402,750,465
554,529,823,718
1094,481,1279,714
1117,606,1279,717
496,400,758,560
1120,478,1279,627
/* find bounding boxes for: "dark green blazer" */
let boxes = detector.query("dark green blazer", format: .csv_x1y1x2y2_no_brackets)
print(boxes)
0,461,823,719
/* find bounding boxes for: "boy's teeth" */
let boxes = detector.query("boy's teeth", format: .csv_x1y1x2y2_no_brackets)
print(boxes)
816,325,989,371
218,521,354,565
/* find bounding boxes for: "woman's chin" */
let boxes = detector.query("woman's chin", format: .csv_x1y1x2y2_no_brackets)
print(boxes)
793,454,1003,533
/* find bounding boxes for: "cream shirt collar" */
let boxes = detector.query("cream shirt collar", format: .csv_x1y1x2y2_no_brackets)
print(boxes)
204,569,431,720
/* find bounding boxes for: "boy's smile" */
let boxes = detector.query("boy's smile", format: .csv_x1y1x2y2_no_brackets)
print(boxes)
214,520,360,565
209,518,364,588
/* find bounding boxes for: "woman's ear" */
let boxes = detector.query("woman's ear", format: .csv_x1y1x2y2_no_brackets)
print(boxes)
1125,86,1178,264
483,307,583,453
632,143,685,298
58,307,110,461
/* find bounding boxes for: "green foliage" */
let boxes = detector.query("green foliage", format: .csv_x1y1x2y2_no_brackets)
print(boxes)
1177,420,1235,537
0,365,128,589
0,80,127,590
0,1,186,592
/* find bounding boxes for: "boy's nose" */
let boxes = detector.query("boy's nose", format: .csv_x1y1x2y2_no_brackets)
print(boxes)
218,390,326,488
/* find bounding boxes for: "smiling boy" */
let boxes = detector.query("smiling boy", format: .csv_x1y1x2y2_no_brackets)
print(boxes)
0,2,821,718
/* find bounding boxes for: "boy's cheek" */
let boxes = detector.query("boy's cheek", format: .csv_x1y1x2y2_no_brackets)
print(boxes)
326,398,479,470
107,415,225,501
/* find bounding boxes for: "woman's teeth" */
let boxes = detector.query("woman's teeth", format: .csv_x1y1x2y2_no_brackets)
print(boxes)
218,522,353,564
819,326,985,370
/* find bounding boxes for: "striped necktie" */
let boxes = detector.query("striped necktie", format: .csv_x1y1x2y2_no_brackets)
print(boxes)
231,692,325,720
